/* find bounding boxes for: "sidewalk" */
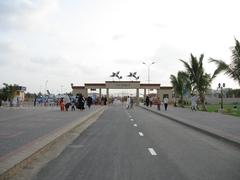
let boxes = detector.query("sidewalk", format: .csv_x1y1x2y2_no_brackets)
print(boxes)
139,104,240,147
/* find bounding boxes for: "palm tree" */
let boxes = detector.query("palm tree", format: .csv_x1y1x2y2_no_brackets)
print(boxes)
170,71,190,107
180,54,219,111
209,38,240,86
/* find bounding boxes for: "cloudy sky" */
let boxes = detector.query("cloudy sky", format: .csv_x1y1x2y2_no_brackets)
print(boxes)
0,0,239,94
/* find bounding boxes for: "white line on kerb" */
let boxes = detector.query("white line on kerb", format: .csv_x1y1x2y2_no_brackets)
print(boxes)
139,132,144,136
148,148,157,155
133,124,138,127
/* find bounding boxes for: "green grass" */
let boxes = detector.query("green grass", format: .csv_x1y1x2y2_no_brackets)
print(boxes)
205,104,240,117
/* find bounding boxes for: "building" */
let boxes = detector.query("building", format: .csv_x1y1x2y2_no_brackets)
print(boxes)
15,86,26,101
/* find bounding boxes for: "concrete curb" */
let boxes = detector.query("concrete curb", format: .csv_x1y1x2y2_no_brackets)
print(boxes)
139,105,240,148
0,106,106,180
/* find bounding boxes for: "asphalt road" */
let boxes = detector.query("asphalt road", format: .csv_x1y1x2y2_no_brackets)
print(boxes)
0,106,100,158
33,105,240,180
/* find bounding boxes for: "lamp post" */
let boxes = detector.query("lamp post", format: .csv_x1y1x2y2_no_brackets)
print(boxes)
44,80,48,95
218,83,225,109
142,61,155,83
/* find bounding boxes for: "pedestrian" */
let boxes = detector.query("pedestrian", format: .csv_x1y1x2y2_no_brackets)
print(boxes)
87,96,93,109
34,95,37,107
104,96,107,105
78,94,85,110
71,98,76,111
126,96,130,109
16,97,20,107
156,97,161,111
145,96,150,107
191,94,197,111
150,96,153,107
130,97,134,109
64,94,71,111
101,96,104,105
163,96,169,111
60,98,64,111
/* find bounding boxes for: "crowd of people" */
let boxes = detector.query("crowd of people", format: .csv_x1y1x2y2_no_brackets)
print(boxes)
144,95,169,111
144,94,199,111
58,94,108,112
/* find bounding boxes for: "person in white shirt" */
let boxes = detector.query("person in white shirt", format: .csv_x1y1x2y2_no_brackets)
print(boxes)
163,96,169,111
126,96,131,109
191,94,197,111
64,94,71,111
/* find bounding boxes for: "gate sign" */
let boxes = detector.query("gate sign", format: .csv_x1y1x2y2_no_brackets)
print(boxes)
106,81,140,89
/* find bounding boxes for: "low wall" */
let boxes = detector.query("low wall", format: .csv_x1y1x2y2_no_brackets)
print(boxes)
205,97,240,104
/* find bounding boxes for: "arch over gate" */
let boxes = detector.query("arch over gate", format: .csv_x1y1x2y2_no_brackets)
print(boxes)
71,81,173,105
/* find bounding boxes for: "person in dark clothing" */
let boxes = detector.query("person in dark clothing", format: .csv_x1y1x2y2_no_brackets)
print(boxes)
104,96,107,105
87,96,93,109
71,98,76,111
34,96,37,107
145,96,150,107
77,94,85,110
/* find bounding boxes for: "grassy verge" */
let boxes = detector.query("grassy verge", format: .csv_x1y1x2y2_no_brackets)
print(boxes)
205,104,240,117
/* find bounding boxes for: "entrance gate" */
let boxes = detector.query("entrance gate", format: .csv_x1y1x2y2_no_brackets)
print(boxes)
72,81,161,105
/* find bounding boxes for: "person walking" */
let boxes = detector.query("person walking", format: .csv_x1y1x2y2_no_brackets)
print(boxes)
78,94,85,110
60,98,64,111
34,95,37,107
104,96,107,105
64,94,71,111
87,96,93,109
150,96,153,107
71,98,76,111
163,96,169,111
156,97,161,111
130,97,134,109
126,96,131,109
191,94,197,111
145,96,150,107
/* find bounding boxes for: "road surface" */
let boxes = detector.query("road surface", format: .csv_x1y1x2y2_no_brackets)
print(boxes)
33,105,240,180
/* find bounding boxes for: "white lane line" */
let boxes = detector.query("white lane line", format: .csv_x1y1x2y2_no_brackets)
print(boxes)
138,132,144,136
148,148,157,156
130,118,134,121
133,124,138,127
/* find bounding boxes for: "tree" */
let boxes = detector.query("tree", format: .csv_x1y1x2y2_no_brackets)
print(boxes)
170,71,191,107
180,54,219,111
0,83,18,106
209,38,240,86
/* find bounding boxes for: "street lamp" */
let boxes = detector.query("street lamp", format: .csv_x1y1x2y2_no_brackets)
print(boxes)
44,80,48,95
142,61,155,83
218,83,225,109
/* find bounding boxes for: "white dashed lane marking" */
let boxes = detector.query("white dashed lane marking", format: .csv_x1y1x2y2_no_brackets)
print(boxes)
130,118,134,121
138,132,144,136
133,124,138,127
148,148,157,156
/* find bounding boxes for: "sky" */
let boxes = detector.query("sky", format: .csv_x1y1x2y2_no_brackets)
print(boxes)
0,0,239,94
